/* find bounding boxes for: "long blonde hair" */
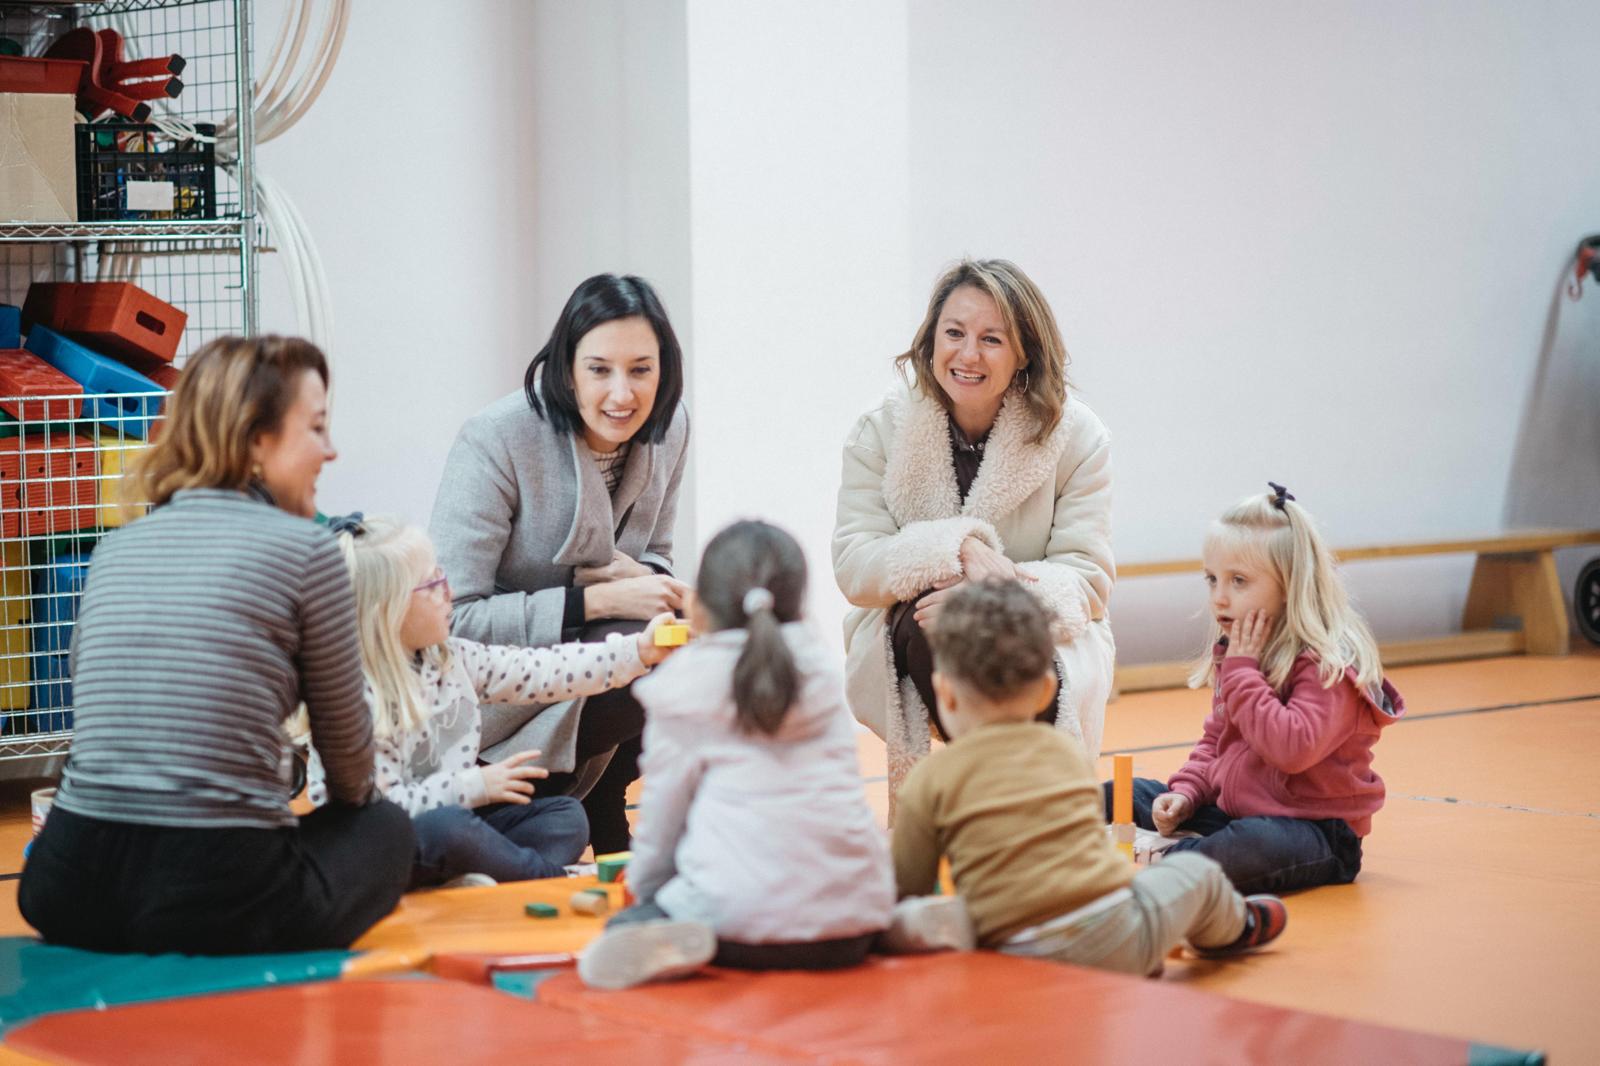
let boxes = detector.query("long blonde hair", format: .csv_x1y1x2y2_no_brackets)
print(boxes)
336,516,452,740
895,258,1070,444
1189,490,1382,693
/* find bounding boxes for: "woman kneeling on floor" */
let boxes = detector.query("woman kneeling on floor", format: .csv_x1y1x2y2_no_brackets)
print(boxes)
20,336,414,955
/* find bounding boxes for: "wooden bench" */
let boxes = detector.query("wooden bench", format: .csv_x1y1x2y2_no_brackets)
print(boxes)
1113,529,1600,693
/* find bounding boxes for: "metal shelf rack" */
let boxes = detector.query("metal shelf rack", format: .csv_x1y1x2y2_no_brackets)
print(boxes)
0,0,254,765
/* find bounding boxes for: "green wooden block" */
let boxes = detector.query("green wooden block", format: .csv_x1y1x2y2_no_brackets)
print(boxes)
524,902,559,919
596,851,631,883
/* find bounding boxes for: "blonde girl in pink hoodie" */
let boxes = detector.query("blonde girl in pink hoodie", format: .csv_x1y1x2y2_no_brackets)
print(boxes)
1108,484,1404,894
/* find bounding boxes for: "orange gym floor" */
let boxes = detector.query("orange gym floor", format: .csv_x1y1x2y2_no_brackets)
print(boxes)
0,651,1594,1062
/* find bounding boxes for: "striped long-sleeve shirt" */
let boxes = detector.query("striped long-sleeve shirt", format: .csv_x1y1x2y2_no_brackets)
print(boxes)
55,487,375,829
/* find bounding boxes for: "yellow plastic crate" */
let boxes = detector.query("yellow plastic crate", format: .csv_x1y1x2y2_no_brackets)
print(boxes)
0,541,27,627
0,620,31,711
96,432,152,528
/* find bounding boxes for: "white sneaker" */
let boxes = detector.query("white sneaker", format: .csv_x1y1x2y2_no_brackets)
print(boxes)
578,920,716,990
882,895,976,954
441,873,497,889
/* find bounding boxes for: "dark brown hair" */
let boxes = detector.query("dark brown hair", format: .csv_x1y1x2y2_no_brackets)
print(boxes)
926,581,1055,700
695,520,806,736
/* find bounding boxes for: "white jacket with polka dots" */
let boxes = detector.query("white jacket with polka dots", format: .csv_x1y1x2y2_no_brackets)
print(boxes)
304,633,647,815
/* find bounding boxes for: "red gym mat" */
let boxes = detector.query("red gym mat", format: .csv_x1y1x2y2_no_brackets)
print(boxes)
3,979,794,1065
537,952,1487,1065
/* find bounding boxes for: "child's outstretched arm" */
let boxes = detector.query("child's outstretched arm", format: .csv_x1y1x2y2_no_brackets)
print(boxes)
458,630,653,707
626,713,704,905
890,771,942,898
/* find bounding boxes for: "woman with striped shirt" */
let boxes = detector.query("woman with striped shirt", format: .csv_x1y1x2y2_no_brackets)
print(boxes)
19,336,414,955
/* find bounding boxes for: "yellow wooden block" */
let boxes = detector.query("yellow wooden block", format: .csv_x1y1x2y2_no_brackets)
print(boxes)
95,432,151,528
0,542,27,626
653,623,690,647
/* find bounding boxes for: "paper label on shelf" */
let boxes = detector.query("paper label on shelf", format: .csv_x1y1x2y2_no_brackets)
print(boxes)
125,181,176,212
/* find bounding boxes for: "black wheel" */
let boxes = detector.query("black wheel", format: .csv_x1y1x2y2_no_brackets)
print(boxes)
1576,557,1600,645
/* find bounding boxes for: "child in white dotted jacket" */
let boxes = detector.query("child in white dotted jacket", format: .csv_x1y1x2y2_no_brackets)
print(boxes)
302,516,675,886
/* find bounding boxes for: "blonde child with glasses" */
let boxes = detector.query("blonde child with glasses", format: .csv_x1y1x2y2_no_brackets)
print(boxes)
301,515,676,887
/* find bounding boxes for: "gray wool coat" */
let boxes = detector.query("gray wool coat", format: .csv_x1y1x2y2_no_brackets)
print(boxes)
428,388,690,772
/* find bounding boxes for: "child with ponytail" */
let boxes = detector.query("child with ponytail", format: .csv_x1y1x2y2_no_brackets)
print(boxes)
1109,484,1405,894
578,520,894,990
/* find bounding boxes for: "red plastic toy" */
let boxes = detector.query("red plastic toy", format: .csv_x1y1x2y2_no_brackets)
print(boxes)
0,349,83,424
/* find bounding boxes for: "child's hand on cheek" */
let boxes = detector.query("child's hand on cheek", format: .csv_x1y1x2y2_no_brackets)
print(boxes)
1224,609,1272,661
638,612,681,666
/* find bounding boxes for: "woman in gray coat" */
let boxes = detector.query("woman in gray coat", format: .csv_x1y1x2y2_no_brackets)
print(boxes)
430,275,689,852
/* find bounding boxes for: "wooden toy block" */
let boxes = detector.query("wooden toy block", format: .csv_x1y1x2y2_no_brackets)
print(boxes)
25,327,165,439
569,888,610,917
596,851,631,883
524,902,559,919
1112,754,1135,861
0,304,18,348
57,282,187,364
0,348,84,424
653,622,690,647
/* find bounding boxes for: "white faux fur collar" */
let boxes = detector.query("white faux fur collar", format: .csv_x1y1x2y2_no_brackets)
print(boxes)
881,382,1074,527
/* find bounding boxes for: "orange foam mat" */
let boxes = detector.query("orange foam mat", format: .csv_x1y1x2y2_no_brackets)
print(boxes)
537,953,1486,1065
351,876,616,969
3,979,797,1066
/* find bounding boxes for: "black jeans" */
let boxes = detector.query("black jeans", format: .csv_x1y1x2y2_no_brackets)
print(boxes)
1105,777,1364,895
19,801,414,955
608,901,875,972
533,618,647,855
890,598,1057,741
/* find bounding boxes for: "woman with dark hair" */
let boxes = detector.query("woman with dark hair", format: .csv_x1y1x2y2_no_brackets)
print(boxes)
430,274,690,853
19,335,414,955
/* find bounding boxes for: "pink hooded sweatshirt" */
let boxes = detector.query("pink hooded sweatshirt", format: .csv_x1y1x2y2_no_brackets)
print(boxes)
1167,648,1404,836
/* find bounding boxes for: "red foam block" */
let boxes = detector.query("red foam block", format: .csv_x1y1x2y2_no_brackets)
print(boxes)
0,348,83,423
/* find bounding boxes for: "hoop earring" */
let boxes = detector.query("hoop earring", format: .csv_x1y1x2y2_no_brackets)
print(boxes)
1014,366,1031,393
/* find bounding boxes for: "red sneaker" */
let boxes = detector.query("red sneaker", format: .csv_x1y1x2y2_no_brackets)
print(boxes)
1193,895,1286,958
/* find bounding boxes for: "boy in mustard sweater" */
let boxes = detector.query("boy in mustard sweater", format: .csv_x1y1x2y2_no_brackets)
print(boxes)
891,582,1287,976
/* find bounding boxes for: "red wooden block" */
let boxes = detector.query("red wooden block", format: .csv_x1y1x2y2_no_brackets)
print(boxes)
0,433,97,539
61,282,187,364
0,348,84,423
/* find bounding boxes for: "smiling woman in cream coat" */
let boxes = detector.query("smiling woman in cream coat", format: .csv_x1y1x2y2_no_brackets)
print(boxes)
833,259,1115,796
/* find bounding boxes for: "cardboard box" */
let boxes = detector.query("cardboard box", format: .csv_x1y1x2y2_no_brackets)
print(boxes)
0,93,77,223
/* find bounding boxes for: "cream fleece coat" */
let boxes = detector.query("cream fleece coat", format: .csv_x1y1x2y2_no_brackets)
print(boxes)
833,381,1116,800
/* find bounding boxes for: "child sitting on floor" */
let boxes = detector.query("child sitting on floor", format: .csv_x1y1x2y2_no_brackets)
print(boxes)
578,520,895,989
893,581,1286,977
301,515,676,887
1108,484,1405,895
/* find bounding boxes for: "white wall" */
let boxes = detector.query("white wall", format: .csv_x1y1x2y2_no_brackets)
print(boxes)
682,0,911,636
260,1,1600,663
905,1,1600,661
256,0,691,538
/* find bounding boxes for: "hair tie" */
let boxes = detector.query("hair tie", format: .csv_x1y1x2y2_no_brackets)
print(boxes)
742,587,774,617
326,511,367,537
1267,482,1295,511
